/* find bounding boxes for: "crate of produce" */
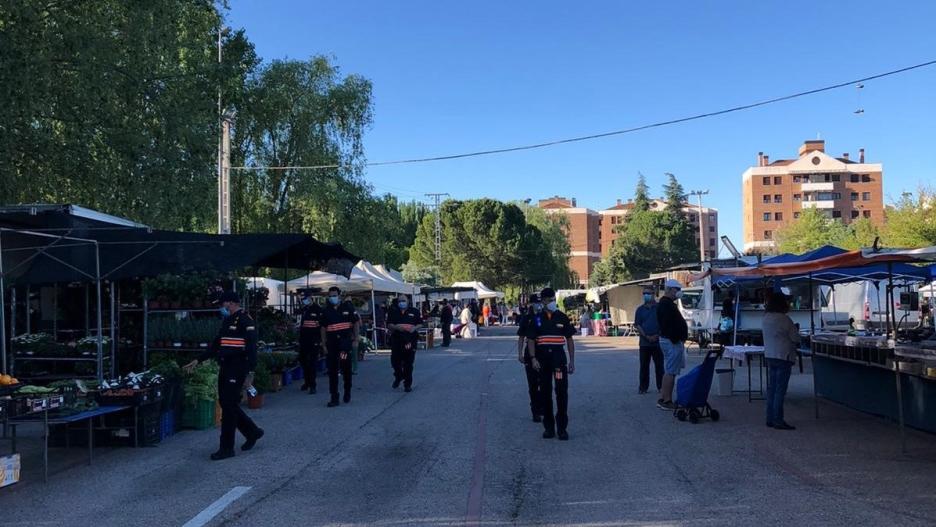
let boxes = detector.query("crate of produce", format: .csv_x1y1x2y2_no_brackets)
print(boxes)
138,412,161,446
47,394,65,410
97,385,163,406
180,398,216,430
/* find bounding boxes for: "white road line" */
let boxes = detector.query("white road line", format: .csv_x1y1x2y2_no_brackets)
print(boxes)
182,486,252,527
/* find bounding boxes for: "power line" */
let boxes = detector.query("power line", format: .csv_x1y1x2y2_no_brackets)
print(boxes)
231,59,936,172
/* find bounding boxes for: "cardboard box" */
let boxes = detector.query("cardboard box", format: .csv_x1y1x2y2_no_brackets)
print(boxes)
0,454,21,488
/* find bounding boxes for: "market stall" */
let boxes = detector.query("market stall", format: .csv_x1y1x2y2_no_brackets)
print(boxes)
692,245,936,448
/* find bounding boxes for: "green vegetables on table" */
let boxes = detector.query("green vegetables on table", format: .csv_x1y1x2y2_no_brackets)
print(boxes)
183,361,218,403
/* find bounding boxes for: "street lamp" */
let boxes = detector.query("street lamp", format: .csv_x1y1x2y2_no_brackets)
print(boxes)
688,189,710,263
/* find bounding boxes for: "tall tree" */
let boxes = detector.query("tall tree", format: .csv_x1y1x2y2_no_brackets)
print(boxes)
774,207,851,253
0,0,257,230
632,172,651,213
520,204,575,288
882,187,936,248
661,172,697,264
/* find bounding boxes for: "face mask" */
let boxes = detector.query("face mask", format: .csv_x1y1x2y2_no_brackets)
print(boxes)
219,306,231,317
533,303,543,313
328,296,340,305
675,291,683,299
302,298,312,306
643,294,653,303
546,301,558,312
399,301,408,310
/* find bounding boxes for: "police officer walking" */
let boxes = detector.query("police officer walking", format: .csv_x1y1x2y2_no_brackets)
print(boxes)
528,288,576,440
208,291,263,460
517,294,543,422
439,299,454,347
386,294,423,392
320,287,360,407
297,290,324,394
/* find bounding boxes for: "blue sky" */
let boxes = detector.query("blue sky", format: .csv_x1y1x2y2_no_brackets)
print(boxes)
226,1,936,255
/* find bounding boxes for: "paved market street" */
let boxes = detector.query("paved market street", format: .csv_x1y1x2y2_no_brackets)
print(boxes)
2,328,936,526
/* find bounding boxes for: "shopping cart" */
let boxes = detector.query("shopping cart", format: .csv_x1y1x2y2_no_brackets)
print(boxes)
674,348,722,424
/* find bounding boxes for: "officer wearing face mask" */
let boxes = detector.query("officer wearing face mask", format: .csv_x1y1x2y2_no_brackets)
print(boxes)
517,294,543,423
206,291,263,460
320,286,361,407
297,290,324,394
386,295,423,392
528,288,577,440
634,286,663,395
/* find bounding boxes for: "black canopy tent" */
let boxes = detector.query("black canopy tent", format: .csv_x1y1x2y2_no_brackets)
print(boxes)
0,205,359,379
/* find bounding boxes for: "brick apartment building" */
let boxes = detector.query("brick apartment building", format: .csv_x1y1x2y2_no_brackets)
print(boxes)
741,140,884,253
538,196,719,286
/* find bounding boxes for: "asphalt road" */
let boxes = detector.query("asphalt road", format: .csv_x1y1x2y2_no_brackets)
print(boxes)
2,327,936,526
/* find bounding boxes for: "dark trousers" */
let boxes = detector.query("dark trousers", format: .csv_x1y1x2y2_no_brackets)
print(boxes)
524,358,542,418
326,345,353,399
218,358,260,451
538,354,569,433
299,342,320,389
441,324,452,346
638,344,664,392
390,337,417,387
766,358,793,425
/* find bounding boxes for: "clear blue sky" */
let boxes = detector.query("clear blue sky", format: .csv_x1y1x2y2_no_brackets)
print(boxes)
226,1,936,254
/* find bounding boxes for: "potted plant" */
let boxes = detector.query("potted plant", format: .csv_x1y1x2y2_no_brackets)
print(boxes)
248,362,272,409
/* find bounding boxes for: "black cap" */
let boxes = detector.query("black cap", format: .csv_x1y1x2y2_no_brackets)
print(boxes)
328,286,341,294
439,298,448,304
219,291,240,304
540,287,556,299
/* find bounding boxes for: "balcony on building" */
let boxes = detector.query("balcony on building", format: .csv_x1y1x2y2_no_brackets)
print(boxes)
800,181,835,192
802,200,835,209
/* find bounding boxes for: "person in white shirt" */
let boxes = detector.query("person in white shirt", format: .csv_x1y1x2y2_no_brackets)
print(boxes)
762,292,801,430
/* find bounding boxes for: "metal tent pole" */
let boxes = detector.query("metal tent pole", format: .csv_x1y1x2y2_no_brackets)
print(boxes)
808,274,815,335
10,287,16,341
370,288,378,347
732,284,740,346
25,286,30,334
0,230,7,373
95,243,104,382
110,283,116,378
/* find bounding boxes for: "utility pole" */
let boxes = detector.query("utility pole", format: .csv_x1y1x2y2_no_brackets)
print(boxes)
688,189,710,263
219,109,235,234
425,193,450,262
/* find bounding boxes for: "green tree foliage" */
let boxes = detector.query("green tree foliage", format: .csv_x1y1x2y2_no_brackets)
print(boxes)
590,174,697,286
0,0,257,230
520,205,575,288
632,173,651,213
408,199,560,290
774,207,854,253
882,188,936,248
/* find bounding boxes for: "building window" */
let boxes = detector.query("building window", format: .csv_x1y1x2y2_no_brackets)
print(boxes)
774,212,783,221
793,193,801,201
862,174,872,183
764,230,772,240
834,192,842,199
851,192,859,201
832,174,840,182
832,210,842,218
862,192,871,201
850,174,859,183
709,238,716,247
793,212,801,219
851,210,860,219
774,194,782,203
863,210,871,218
793,176,801,183
708,225,715,233
763,212,771,221
762,176,771,185
708,213,715,222
774,176,782,185
762,194,770,204
823,174,831,182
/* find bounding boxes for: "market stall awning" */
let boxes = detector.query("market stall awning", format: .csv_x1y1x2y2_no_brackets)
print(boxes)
0,204,359,285
286,270,373,294
451,281,505,299
352,261,419,295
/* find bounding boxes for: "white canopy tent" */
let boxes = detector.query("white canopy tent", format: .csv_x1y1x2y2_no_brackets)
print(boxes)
244,277,287,310
451,281,504,300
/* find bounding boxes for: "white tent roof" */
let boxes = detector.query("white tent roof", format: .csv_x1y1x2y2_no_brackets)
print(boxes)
451,281,505,299
286,261,419,296
286,271,373,294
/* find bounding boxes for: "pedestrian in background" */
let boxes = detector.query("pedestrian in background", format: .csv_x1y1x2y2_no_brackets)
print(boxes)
763,291,800,430
517,294,543,423
579,308,590,336
297,290,323,395
634,286,663,395
439,299,454,347
656,279,687,410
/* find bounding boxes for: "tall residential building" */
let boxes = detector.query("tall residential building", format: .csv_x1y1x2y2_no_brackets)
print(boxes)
741,140,884,253
538,196,719,286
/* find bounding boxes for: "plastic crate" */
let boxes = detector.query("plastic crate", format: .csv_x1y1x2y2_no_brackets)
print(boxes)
291,366,304,381
180,399,216,430
159,410,176,441
97,385,163,407
281,371,292,386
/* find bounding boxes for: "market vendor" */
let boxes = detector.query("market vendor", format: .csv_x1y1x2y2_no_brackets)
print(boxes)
320,286,360,407
208,291,264,461
386,294,423,392
298,290,324,395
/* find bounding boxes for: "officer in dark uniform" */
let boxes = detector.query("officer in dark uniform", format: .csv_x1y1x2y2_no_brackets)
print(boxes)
320,286,360,407
209,291,264,460
386,294,423,391
528,287,576,441
297,290,324,394
517,294,543,422
439,299,454,347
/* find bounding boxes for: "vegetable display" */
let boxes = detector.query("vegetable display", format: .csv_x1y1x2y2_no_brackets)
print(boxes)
183,361,218,403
